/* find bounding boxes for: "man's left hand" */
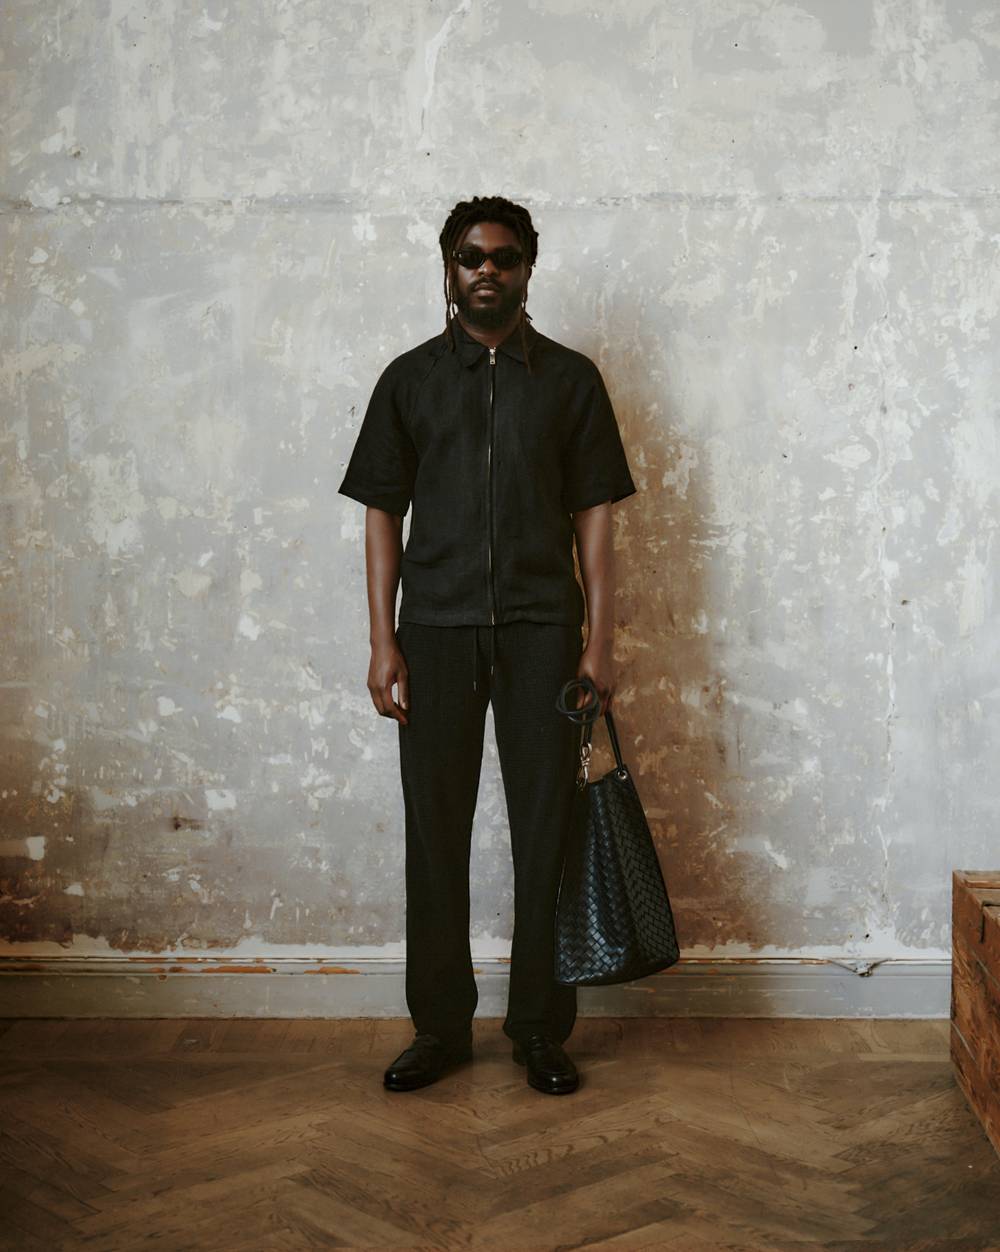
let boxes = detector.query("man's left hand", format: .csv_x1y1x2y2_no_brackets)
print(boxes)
576,644,615,718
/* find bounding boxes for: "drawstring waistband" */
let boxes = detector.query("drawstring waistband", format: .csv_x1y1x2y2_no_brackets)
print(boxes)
472,625,497,693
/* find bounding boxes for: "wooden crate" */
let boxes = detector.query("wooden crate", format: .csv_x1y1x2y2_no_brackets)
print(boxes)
951,869,1000,1157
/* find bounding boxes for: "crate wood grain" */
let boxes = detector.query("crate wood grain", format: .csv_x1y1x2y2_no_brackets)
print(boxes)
951,868,1000,1158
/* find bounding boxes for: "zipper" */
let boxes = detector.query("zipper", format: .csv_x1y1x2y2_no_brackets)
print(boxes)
487,347,496,625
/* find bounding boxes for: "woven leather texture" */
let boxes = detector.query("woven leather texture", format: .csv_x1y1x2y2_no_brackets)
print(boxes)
554,762,680,986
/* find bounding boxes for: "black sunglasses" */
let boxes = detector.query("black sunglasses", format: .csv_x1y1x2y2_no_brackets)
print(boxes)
452,246,524,271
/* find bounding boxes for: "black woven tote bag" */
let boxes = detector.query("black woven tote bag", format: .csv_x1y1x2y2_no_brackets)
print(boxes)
553,675,680,986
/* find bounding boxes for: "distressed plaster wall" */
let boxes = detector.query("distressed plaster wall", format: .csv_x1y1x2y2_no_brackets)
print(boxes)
1,1,998,975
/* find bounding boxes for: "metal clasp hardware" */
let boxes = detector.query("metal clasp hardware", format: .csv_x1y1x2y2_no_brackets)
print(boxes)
576,741,592,790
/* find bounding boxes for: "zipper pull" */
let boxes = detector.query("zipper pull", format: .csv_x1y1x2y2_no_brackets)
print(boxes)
489,347,496,365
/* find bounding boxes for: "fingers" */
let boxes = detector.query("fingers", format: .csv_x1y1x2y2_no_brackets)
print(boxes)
367,640,410,725
386,677,407,725
572,674,613,718
370,677,408,725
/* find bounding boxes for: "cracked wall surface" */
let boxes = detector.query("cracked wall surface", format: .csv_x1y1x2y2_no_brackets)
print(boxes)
1,0,998,959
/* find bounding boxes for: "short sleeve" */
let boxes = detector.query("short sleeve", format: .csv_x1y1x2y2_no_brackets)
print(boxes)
561,362,638,513
337,362,418,517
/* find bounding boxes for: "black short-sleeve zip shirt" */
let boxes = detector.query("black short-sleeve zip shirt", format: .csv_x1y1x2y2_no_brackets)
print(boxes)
337,317,638,629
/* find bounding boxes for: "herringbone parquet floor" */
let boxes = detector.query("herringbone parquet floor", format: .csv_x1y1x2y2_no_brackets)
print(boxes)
1,1016,998,1251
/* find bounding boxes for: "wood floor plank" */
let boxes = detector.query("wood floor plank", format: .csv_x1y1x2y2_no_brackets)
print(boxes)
478,1125,683,1219
277,1173,423,1246
0,1015,996,1249
0,1018,74,1055
100,1113,328,1201
307,1120,497,1199
0,1185,80,1248
72,1158,311,1237
73,1179,310,1252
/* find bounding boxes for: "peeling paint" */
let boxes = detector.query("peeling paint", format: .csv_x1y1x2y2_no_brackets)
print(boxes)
0,838,47,861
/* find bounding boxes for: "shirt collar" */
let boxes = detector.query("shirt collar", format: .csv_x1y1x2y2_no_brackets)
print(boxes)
446,315,538,367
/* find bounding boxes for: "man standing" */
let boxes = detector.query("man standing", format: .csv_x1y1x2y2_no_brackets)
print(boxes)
338,195,637,1095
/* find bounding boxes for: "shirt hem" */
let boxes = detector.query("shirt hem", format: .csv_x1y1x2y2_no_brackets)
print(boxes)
565,481,638,513
337,479,411,516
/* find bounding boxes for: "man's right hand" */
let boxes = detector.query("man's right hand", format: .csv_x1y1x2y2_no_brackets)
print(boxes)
368,634,409,725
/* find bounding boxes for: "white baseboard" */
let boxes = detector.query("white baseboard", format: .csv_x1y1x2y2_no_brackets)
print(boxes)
0,955,951,1019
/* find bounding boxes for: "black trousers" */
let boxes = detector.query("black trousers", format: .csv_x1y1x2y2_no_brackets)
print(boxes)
395,619,584,1046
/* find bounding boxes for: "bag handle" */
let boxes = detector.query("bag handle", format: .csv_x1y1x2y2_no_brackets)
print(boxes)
555,675,628,788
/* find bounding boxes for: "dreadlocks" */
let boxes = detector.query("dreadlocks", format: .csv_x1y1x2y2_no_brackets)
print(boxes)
439,195,539,375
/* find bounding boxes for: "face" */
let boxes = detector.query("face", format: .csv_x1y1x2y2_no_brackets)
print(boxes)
449,220,530,331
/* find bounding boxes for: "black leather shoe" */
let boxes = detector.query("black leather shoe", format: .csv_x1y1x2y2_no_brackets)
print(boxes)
383,1032,473,1091
511,1033,579,1094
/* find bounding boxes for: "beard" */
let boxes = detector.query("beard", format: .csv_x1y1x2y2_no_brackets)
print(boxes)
454,282,524,330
